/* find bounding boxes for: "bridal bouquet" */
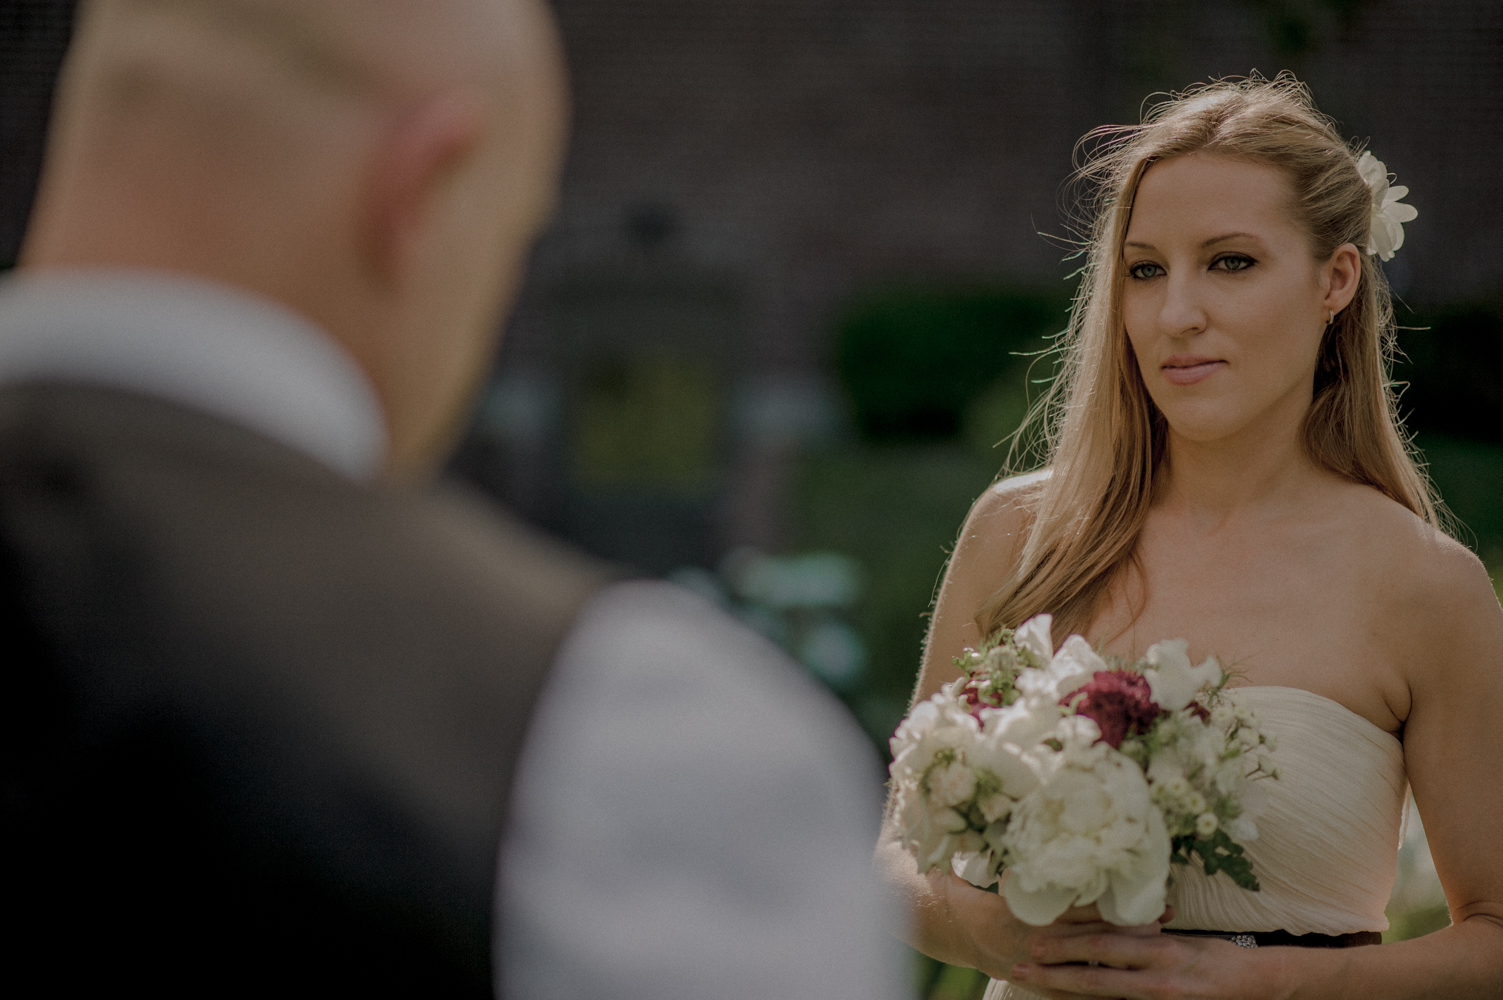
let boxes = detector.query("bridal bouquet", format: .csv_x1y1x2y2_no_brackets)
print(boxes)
889,614,1277,926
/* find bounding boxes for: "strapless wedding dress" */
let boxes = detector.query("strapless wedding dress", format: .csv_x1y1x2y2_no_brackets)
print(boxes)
985,686,1407,1000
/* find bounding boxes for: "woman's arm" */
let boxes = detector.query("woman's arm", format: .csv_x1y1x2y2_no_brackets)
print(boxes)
1007,539,1503,1000
878,474,1164,993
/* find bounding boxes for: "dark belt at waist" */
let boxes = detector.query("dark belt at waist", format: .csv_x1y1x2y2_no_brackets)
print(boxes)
1165,929,1382,950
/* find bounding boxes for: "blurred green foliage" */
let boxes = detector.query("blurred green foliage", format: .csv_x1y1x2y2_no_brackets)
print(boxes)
835,285,1066,443
792,443,998,744
1384,904,1452,944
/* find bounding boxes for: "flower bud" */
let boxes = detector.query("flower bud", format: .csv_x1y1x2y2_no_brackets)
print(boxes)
928,761,978,808
1196,813,1219,837
978,793,1013,824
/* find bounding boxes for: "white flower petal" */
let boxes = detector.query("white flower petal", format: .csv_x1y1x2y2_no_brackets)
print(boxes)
1096,807,1171,926
1357,151,1388,199
1358,151,1416,261
1014,614,1054,664
1051,635,1107,699
1002,877,1082,927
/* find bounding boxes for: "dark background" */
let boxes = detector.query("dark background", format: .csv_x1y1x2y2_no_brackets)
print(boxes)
3,3,1496,992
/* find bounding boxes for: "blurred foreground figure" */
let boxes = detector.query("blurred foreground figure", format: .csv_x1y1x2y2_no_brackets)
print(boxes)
0,1,902,996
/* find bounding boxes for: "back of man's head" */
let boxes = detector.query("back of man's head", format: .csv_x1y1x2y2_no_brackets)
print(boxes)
23,0,569,477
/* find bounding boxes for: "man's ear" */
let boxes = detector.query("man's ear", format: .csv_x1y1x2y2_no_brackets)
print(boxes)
364,92,485,286
1322,242,1363,315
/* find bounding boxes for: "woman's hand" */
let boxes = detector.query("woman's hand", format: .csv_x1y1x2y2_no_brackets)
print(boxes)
932,867,1170,1000
1008,930,1269,999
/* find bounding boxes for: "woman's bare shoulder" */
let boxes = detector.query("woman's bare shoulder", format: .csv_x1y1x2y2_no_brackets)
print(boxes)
916,471,1051,699
942,470,1049,612
1341,483,1503,667
961,469,1050,567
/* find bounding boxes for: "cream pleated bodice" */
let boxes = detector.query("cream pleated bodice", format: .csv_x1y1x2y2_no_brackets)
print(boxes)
985,685,1407,1000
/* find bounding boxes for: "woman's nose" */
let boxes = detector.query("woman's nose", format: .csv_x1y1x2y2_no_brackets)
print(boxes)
1158,271,1208,337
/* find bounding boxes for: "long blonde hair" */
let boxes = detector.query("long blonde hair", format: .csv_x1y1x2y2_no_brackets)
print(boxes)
977,74,1440,642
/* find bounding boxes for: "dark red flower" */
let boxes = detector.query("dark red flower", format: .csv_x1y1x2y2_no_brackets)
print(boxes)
1065,670,1161,748
958,675,998,720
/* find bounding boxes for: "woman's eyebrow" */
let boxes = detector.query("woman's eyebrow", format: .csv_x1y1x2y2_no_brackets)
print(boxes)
1124,232,1264,252
1201,231,1261,248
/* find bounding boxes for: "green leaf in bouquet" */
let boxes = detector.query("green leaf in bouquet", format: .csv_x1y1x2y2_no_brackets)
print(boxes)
1185,830,1261,892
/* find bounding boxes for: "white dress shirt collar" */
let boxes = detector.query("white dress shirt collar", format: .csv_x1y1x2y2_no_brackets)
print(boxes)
0,269,387,480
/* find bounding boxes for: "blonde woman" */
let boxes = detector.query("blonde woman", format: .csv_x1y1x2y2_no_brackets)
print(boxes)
877,77,1503,999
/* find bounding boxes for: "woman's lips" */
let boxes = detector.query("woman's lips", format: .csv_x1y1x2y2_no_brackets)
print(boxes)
1160,357,1227,386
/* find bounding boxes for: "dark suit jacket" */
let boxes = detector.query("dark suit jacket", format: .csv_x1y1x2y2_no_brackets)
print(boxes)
0,383,610,996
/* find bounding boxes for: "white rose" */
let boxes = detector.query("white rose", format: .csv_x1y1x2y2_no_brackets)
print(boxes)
1195,813,1219,837
1143,640,1223,712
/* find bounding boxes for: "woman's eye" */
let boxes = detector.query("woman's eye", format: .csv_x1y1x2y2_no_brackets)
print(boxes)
1128,262,1164,280
1212,254,1255,272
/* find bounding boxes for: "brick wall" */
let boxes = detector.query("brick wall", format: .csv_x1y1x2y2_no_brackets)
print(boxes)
504,0,1502,379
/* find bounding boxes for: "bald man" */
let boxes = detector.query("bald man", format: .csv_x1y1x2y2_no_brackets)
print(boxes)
0,1,903,997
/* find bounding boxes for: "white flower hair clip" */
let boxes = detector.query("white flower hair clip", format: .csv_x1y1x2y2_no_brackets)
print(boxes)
1357,151,1418,261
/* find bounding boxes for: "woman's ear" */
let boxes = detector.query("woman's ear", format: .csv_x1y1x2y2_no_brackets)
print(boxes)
363,91,485,287
1322,242,1363,316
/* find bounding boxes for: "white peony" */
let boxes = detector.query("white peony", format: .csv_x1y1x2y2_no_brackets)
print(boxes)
1142,640,1223,712
1000,716,1171,926
1357,151,1418,262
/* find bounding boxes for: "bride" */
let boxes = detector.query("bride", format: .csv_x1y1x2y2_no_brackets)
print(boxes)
876,76,1503,999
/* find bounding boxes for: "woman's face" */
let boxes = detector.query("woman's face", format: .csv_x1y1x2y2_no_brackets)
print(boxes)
1120,152,1357,446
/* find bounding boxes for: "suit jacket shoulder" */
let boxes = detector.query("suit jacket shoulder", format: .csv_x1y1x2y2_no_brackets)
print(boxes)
0,382,614,995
